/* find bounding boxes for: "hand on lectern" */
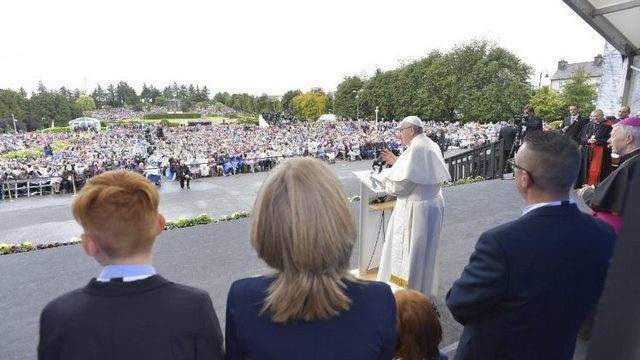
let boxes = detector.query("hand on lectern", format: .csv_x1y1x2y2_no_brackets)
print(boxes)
381,149,397,166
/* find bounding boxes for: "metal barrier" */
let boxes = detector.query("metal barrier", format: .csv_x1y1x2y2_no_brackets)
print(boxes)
444,140,505,182
1,178,55,200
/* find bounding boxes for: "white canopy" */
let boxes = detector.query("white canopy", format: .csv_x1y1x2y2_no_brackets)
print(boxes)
318,114,337,122
69,117,101,131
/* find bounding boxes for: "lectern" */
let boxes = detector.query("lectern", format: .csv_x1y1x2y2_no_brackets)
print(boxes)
353,170,395,277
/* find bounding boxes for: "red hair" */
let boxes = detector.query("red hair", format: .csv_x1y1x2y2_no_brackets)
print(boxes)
394,289,443,360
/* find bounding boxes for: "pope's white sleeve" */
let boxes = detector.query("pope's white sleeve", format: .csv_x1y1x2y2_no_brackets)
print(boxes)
385,178,416,196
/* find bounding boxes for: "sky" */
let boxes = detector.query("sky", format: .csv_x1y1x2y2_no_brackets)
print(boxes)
1,0,606,96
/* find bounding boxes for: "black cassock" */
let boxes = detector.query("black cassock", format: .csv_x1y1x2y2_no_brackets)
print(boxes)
583,148,640,215
575,120,612,188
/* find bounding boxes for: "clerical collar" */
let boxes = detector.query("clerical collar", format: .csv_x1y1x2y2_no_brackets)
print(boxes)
522,200,574,216
620,148,640,164
96,264,156,282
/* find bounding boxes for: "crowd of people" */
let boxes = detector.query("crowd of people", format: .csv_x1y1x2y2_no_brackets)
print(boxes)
91,104,238,121
1,120,506,198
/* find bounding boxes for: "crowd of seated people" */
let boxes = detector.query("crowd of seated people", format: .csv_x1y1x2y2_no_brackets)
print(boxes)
1,120,505,199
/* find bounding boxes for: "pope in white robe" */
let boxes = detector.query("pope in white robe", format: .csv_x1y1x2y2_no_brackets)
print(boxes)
377,116,451,296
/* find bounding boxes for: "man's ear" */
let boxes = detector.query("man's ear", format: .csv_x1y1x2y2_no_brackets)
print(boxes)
81,233,98,257
156,214,166,236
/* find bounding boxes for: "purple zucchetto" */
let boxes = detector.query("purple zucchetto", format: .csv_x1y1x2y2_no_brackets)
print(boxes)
618,117,640,127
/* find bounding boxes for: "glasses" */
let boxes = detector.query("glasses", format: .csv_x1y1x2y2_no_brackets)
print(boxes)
507,158,535,184
396,126,412,132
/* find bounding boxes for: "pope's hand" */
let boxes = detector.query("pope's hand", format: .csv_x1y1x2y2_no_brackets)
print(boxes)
381,149,397,166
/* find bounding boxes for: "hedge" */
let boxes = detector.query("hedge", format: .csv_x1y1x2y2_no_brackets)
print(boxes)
42,126,71,134
549,120,563,130
143,113,202,120
0,139,74,159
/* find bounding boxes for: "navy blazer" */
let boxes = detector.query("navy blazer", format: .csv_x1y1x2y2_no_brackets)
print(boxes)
39,275,224,360
446,204,615,360
225,276,396,360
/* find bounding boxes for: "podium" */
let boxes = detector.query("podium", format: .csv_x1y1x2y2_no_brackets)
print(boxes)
353,170,396,277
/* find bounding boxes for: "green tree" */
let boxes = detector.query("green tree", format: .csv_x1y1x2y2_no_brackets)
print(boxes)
530,86,565,122
29,91,77,126
457,46,533,122
292,92,326,121
561,69,597,115
0,89,29,120
76,95,96,114
281,89,302,112
91,84,107,108
333,76,363,118
324,92,334,114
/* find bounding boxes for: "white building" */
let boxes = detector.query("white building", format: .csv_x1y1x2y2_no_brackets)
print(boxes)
550,55,603,92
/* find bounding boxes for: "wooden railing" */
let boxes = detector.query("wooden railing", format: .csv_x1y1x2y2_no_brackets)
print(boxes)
444,140,505,182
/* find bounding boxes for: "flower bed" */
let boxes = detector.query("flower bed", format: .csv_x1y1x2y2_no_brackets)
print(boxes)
1,211,250,255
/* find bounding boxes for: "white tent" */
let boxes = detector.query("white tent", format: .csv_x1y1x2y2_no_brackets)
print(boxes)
68,117,101,131
318,114,337,122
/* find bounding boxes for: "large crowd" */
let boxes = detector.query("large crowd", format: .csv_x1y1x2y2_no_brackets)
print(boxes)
91,104,238,121
1,120,507,196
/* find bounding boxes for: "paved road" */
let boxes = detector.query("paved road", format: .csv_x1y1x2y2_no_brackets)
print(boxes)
0,156,590,359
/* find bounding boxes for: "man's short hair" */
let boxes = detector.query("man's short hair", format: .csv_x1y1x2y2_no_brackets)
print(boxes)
72,170,160,259
521,131,580,194
524,105,535,113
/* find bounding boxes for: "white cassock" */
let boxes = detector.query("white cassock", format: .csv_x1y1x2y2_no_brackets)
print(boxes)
376,133,451,296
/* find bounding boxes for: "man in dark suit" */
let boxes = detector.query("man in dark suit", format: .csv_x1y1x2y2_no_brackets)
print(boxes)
523,104,543,134
446,131,616,360
562,104,589,143
38,171,224,360
498,119,518,168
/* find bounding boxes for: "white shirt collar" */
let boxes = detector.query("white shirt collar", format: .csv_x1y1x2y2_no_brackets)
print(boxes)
522,199,574,216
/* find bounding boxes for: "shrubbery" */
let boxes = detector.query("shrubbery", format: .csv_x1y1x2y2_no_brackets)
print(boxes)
42,126,71,133
549,120,563,130
1,139,74,159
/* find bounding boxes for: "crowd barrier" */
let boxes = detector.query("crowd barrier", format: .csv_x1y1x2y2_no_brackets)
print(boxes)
445,140,505,182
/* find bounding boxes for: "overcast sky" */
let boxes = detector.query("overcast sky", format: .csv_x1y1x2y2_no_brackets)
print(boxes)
1,0,605,96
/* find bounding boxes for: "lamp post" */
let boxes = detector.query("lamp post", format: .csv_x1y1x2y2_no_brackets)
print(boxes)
352,89,363,120
42,117,46,133
375,106,379,122
11,113,17,133
538,71,549,88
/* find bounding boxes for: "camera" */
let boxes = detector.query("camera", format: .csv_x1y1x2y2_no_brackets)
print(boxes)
513,113,529,126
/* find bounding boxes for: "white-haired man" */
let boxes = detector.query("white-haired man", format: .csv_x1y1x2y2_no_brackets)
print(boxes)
578,116,640,234
378,116,451,296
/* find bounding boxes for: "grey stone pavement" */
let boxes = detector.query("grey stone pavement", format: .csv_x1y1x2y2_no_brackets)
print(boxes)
0,157,591,359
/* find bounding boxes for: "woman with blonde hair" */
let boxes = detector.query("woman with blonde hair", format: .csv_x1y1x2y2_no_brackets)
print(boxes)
394,289,447,360
225,157,396,359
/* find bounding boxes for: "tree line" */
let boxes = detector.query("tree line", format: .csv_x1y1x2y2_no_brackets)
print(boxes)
1,39,597,132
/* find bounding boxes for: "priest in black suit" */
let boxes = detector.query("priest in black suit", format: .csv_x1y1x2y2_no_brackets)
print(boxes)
562,104,589,143
38,171,224,360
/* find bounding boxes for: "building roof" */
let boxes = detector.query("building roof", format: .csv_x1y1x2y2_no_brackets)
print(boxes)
563,0,639,57
550,61,603,81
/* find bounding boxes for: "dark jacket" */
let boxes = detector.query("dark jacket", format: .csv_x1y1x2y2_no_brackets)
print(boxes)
225,276,396,360
446,204,615,360
563,115,590,143
39,275,224,360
